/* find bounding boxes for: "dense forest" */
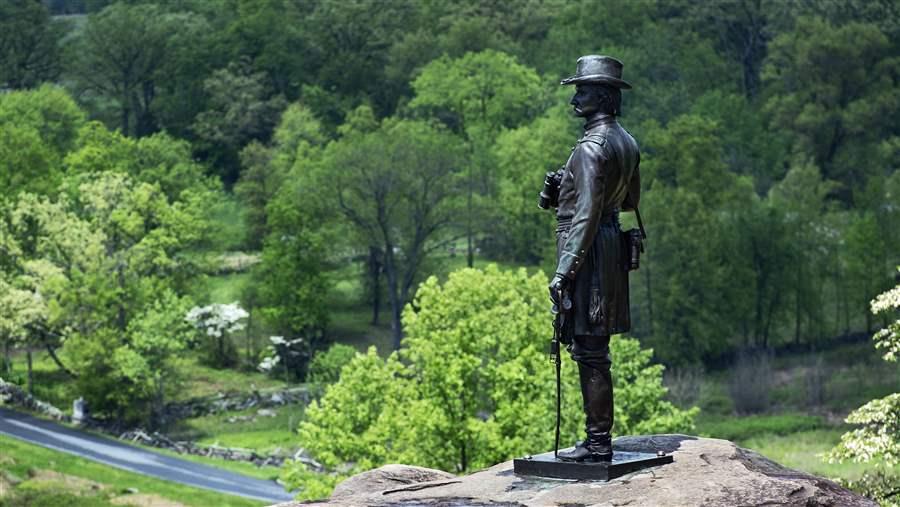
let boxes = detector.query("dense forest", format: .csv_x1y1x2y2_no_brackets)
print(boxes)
0,0,900,504
1,0,899,501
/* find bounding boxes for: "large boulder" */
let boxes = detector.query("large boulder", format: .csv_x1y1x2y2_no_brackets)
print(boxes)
272,435,876,507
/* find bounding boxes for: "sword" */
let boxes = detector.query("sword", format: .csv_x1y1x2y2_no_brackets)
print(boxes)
550,290,571,460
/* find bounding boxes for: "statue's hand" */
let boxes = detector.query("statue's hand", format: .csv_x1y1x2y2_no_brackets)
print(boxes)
548,274,568,307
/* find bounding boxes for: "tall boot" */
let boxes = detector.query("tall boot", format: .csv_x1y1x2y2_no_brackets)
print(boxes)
558,362,614,462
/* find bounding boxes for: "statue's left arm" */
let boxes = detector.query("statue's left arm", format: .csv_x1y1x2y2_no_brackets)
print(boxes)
556,140,606,280
622,153,640,211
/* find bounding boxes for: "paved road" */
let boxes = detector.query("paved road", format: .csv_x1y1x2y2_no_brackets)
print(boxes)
0,407,294,504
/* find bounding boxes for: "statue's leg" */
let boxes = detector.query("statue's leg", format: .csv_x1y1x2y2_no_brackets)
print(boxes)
559,334,613,462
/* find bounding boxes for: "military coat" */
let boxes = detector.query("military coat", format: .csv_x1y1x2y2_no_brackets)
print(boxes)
555,112,640,338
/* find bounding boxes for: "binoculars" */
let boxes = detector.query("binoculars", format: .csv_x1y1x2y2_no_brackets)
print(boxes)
538,170,563,210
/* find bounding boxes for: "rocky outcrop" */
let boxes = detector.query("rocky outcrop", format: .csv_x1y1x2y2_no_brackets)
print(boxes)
162,387,311,421
0,377,68,422
119,429,321,470
273,435,876,507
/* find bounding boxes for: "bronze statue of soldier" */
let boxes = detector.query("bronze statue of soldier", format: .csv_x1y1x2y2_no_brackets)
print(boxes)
546,55,641,463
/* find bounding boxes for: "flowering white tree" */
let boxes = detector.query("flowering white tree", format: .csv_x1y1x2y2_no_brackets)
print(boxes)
828,267,900,504
185,302,249,367
257,335,307,381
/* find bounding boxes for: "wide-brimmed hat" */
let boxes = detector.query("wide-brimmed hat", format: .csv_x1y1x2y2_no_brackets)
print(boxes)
560,55,632,89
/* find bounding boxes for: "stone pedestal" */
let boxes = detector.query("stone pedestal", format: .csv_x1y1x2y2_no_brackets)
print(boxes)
513,449,672,480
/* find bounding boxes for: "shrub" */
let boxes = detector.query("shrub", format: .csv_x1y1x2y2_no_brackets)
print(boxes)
729,348,773,414
307,343,359,385
664,364,704,408
283,265,697,499
698,413,826,442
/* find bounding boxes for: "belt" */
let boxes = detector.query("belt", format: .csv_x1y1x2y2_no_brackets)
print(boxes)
557,210,620,231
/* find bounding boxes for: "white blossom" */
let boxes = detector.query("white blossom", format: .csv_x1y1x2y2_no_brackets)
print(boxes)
185,302,249,337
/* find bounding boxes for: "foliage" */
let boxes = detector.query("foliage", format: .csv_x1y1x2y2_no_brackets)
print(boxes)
0,86,86,197
411,49,542,139
306,343,358,386
68,2,210,137
698,413,826,443
257,335,312,381
192,58,287,185
284,266,696,499
827,270,900,499
0,0,63,89
235,102,326,248
490,100,577,264
0,115,215,423
763,16,900,203
411,49,542,267
185,302,249,368
838,471,900,507
306,117,466,348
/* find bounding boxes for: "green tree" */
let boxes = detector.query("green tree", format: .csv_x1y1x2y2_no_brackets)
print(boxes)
235,102,326,248
0,192,104,393
285,265,696,499
843,212,890,334
255,197,329,355
63,122,220,206
315,118,465,348
763,16,900,203
491,99,577,264
0,86,87,198
827,270,900,504
191,58,287,185
0,160,213,423
636,114,756,362
68,3,209,137
768,162,838,344
411,50,542,267
0,0,64,89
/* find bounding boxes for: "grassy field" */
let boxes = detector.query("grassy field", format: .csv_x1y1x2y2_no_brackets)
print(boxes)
2,350,288,411
0,434,265,507
690,340,899,489
167,404,305,456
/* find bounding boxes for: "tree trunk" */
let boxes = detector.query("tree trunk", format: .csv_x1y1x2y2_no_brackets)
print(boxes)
2,338,9,375
26,348,34,396
44,344,76,378
644,265,654,336
466,164,474,268
794,268,802,346
369,246,382,325
121,92,131,137
245,309,253,368
383,248,404,350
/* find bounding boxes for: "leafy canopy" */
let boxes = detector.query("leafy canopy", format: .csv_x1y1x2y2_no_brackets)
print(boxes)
284,265,696,499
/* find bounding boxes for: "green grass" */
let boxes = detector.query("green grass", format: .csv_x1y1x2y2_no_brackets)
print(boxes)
168,405,305,455
136,446,282,482
740,428,896,483
0,434,265,507
324,255,533,356
173,355,287,401
690,340,900,495
207,194,248,252
695,413,828,442
206,272,252,304
4,351,78,411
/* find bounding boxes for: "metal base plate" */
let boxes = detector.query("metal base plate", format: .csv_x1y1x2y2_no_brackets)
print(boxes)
513,449,673,481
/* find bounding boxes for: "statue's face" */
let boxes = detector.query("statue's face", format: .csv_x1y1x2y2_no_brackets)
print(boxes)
570,84,601,117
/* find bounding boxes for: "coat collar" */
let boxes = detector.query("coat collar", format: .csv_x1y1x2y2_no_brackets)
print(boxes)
583,112,617,131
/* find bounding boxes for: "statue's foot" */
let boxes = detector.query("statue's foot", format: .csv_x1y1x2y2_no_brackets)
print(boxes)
558,442,613,462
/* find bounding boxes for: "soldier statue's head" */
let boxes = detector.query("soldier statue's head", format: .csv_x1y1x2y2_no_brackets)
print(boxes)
561,55,631,118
